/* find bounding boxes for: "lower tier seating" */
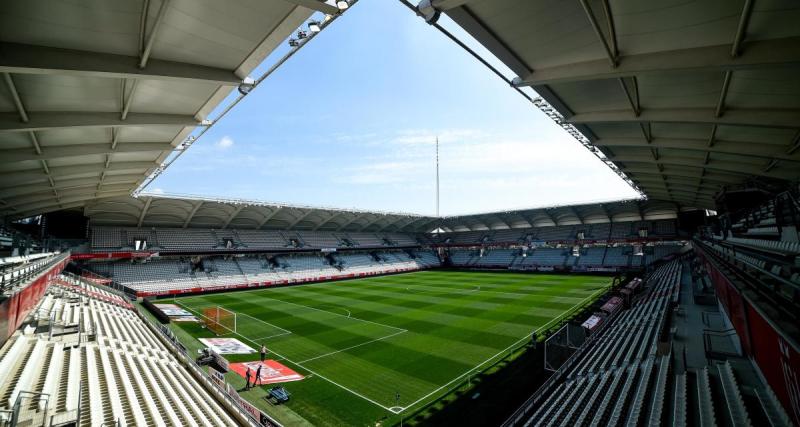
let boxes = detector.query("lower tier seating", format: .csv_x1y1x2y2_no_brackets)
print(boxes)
0,275,240,426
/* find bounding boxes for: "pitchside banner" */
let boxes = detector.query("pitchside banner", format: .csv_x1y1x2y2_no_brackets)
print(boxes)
199,338,255,354
231,360,304,384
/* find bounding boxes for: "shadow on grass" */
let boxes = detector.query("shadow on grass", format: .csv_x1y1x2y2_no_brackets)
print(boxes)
404,345,550,427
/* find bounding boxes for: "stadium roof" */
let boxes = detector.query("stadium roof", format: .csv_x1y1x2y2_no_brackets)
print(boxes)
436,198,679,232
417,0,800,209
85,193,434,232
0,0,338,220
83,193,680,233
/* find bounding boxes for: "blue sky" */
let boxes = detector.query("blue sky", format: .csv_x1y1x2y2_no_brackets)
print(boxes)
148,0,640,215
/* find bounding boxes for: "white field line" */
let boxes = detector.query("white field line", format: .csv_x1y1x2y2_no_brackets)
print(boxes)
404,284,481,295
237,311,291,335
298,329,408,364
179,289,404,333
177,303,399,413
395,282,611,414
252,330,292,341
396,333,532,413
179,275,611,414
531,284,610,335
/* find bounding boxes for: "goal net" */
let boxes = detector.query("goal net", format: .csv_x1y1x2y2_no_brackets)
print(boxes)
203,306,237,335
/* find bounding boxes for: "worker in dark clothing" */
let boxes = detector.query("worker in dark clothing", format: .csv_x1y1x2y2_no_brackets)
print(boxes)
255,364,263,387
245,367,252,390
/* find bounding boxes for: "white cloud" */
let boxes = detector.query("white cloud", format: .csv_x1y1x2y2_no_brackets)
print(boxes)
215,136,234,149
151,187,165,194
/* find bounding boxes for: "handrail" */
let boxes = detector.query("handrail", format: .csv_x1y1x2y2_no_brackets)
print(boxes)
135,306,275,427
0,252,69,293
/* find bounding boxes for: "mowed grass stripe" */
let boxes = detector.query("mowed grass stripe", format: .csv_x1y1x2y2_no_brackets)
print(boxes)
173,271,610,414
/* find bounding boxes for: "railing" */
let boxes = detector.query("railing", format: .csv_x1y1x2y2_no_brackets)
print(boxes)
134,305,275,427
0,252,69,293
501,264,677,427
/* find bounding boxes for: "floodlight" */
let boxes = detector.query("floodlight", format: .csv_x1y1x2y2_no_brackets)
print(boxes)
288,38,299,47
336,0,349,10
308,21,321,32
297,30,308,39
238,77,255,95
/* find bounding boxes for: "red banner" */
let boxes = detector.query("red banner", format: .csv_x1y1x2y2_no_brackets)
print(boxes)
0,257,68,345
700,248,799,424
230,360,304,385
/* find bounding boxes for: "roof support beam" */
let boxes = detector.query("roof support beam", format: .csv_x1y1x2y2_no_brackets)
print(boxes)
542,209,559,226
312,212,341,231
0,177,138,200
6,190,131,214
137,197,153,227
567,108,800,129
286,210,314,229
715,71,732,118
336,215,362,231
513,37,800,87
731,0,755,57
182,201,204,228
2,72,29,122
283,0,341,14
425,0,472,10
0,42,241,86
579,0,617,67
594,137,800,162
626,167,741,183
377,216,411,233
256,207,283,229
614,156,792,179
0,142,173,164
0,112,199,133
399,217,437,233
445,6,531,77
630,172,736,188
139,0,170,69
221,205,246,229
619,77,640,116
633,179,720,195
0,161,156,187
787,130,800,155
358,215,388,232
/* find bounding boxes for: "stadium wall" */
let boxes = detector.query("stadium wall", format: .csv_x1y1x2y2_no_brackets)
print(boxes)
697,247,800,425
0,256,69,345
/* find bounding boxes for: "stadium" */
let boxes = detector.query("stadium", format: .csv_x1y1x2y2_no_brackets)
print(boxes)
0,0,798,426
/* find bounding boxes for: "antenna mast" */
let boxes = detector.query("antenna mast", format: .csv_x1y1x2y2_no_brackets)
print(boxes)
435,136,440,218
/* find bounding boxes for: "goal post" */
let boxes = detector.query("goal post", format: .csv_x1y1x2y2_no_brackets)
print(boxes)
203,306,237,335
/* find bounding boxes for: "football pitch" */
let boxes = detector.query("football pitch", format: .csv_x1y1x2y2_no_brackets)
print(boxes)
169,270,611,426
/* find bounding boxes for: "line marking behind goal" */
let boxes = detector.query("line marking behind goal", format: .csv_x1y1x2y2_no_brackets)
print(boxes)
177,303,400,413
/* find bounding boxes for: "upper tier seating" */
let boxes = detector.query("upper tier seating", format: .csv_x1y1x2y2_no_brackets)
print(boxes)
90,227,425,252
432,219,679,246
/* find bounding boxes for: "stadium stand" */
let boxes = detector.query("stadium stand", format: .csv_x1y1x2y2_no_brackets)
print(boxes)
87,249,441,296
447,242,684,271
504,257,794,426
0,274,248,426
90,226,427,252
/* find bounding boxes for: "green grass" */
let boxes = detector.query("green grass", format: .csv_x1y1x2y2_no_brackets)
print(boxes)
168,270,611,426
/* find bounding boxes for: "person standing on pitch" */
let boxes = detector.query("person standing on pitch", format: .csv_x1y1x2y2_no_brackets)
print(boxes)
260,344,267,362
255,363,263,387
245,367,252,390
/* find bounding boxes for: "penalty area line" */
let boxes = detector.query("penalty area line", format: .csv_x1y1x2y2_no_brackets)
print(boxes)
297,329,408,364
177,303,401,413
